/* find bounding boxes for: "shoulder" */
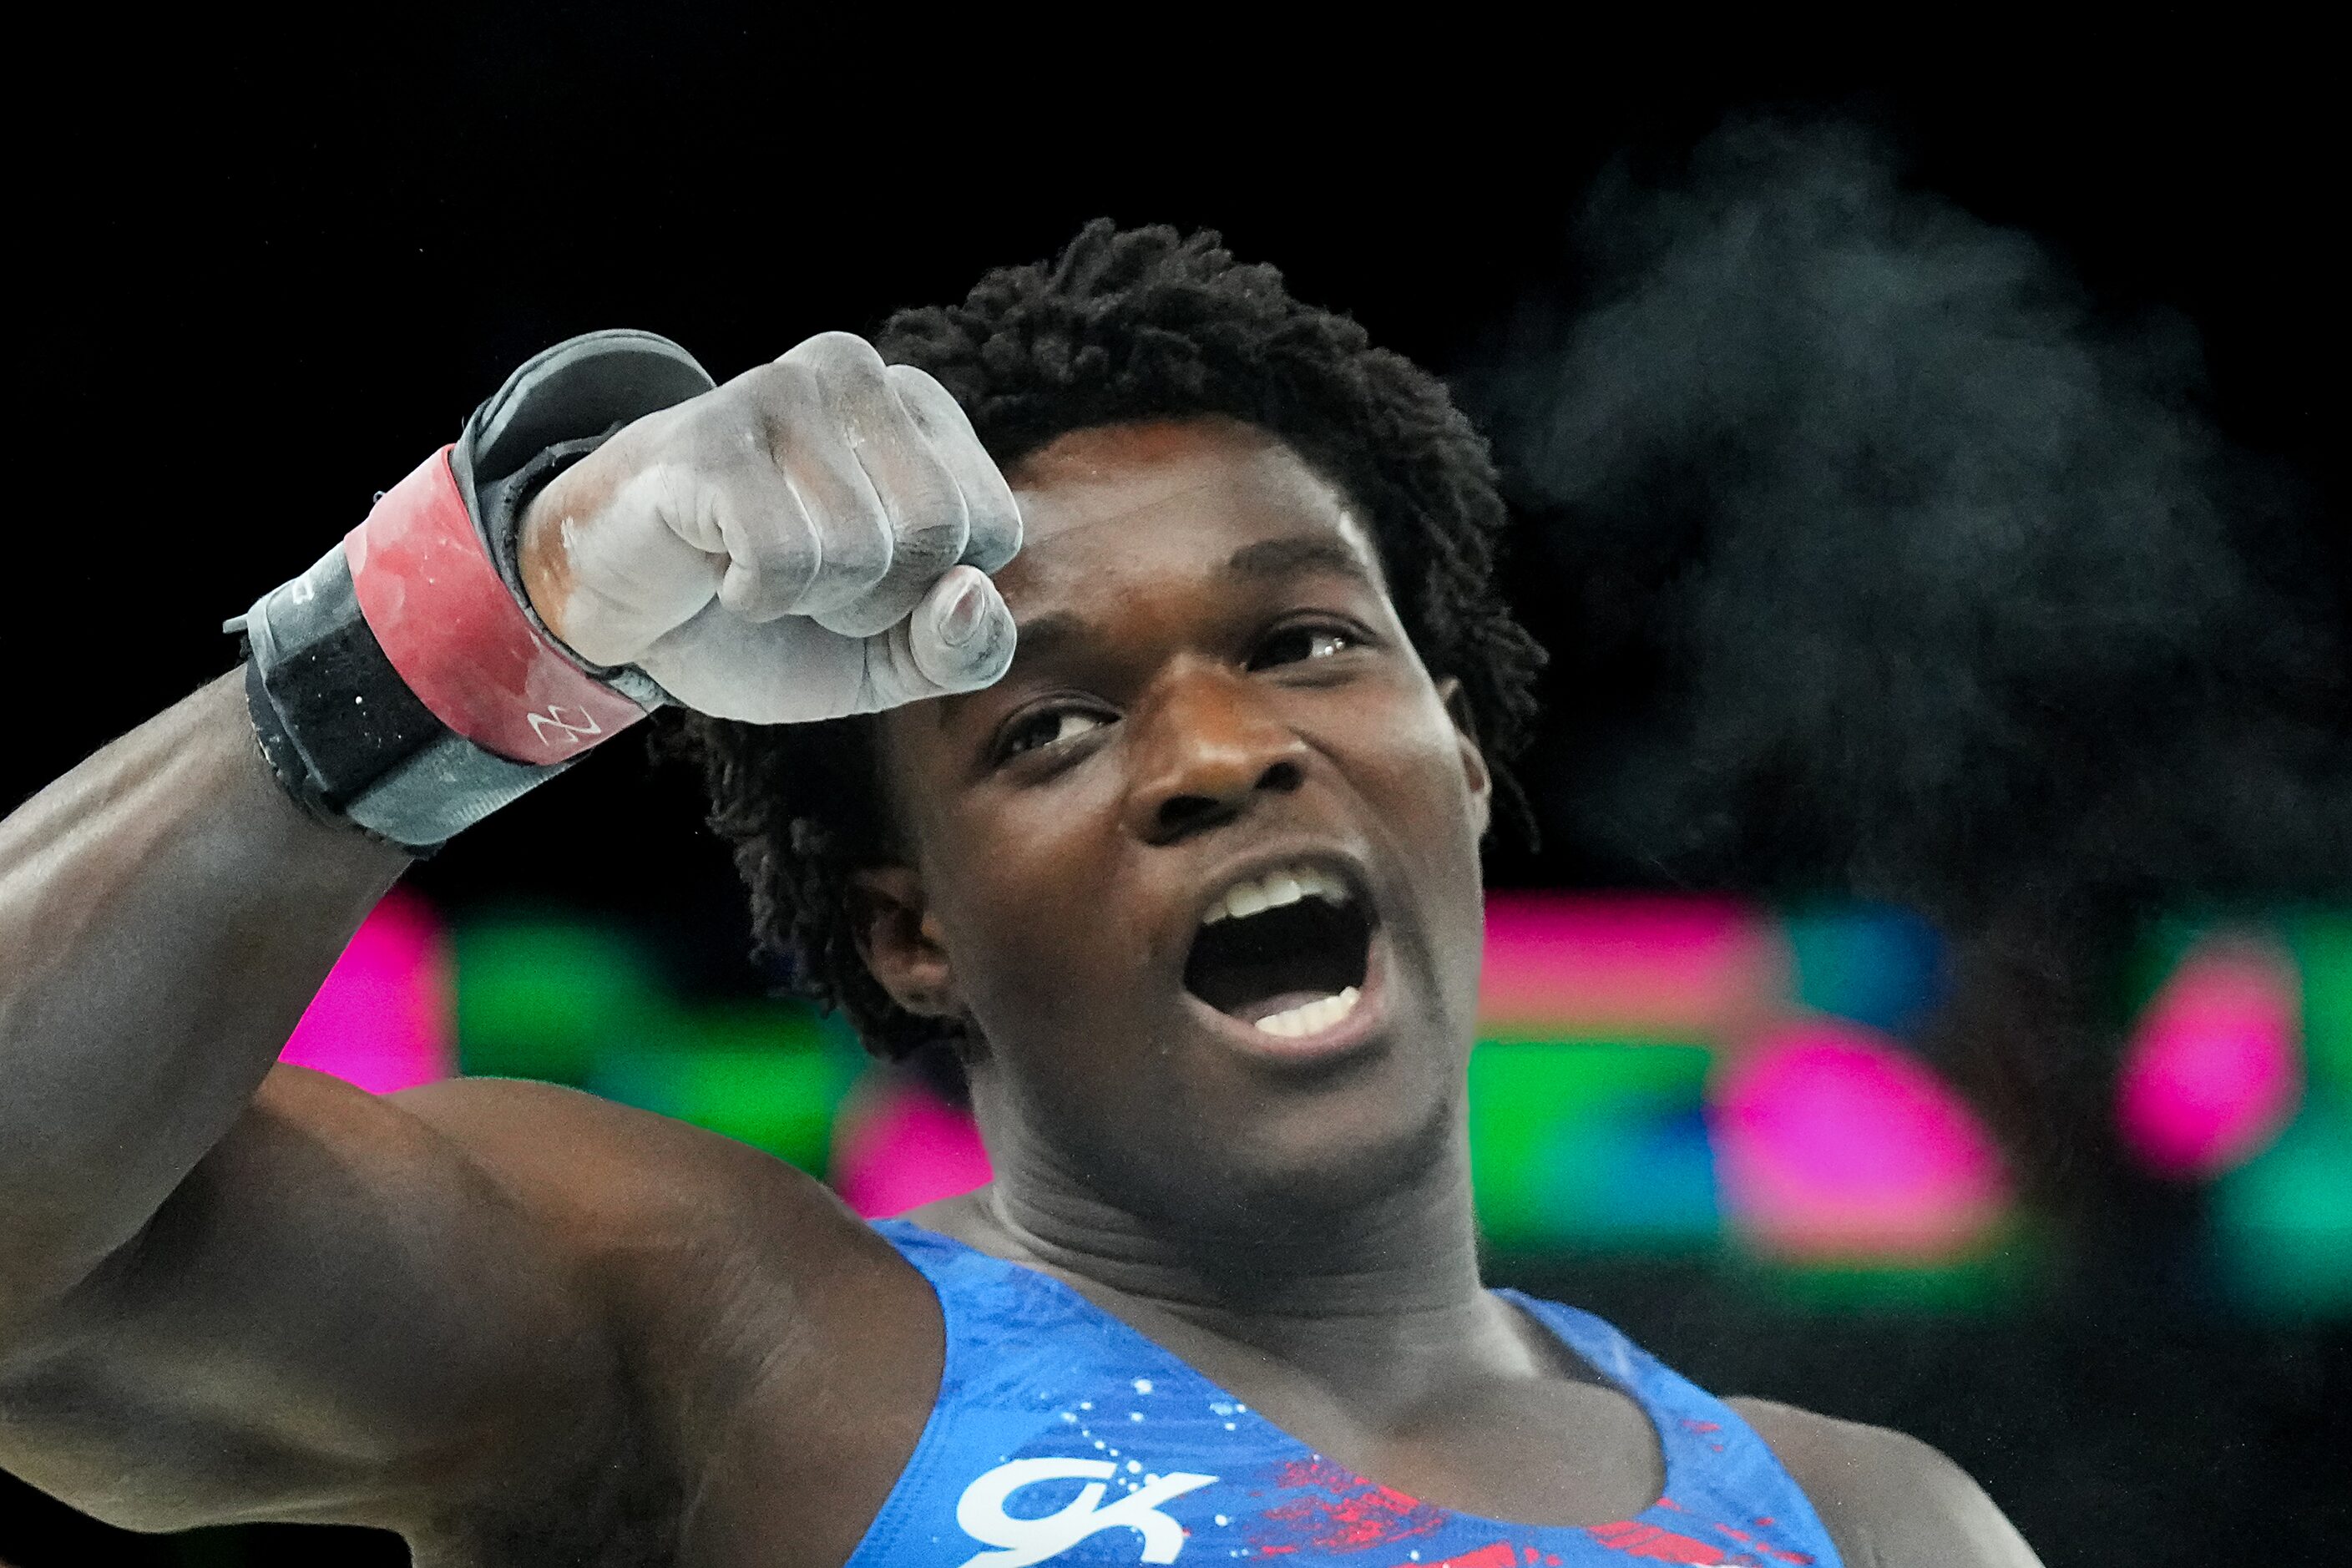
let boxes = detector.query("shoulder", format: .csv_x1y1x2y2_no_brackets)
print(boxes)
1725,1396,2045,1568
391,1075,837,1243
388,1075,909,1305
390,1080,950,1556
389,1077,930,1431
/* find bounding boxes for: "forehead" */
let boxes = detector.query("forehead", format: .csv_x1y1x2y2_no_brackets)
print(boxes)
995,417,1385,615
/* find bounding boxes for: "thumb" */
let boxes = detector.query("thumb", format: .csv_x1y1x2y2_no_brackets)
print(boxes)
904,565,1017,695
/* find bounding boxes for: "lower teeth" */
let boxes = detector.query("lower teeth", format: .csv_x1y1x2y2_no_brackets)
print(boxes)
1253,985,1362,1038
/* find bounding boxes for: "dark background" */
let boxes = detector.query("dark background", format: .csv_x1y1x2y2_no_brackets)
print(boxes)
4,18,2348,1565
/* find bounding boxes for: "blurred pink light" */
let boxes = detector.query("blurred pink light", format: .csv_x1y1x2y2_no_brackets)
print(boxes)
1712,1019,2008,1261
2117,937,2302,1179
277,888,455,1094
1481,893,1787,1039
832,1077,994,1217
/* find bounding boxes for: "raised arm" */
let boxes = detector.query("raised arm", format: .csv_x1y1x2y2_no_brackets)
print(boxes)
0,329,1020,1538
0,671,645,1535
0,674,407,1319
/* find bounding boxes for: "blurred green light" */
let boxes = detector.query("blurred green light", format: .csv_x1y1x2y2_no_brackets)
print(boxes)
2289,910,2352,1099
2212,1098,2352,1318
589,1004,861,1172
454,918,663,1085
1729,1228,2041,1313
1469,1040,1718,1253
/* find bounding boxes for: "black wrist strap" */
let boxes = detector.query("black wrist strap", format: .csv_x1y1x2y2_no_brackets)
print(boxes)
232,330,715,852
235,538,574,853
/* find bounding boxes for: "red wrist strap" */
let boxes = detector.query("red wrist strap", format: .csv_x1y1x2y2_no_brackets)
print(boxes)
346,447,648,766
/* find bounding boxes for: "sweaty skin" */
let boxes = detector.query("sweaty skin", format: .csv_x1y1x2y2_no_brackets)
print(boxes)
0,412,2039,1566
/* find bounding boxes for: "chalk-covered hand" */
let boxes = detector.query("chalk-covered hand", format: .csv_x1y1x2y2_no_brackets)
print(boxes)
518,331,1020,724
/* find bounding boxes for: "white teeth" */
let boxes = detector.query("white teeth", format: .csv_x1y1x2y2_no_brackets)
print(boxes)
1201,863,1353,926
1253,986,1361,1038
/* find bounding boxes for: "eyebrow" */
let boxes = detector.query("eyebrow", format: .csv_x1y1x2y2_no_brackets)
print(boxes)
1009,609,1089,665
1005,535,1383,670
1224,534,1382,587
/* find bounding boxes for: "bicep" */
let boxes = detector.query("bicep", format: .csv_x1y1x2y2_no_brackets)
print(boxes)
0,1067,623,1534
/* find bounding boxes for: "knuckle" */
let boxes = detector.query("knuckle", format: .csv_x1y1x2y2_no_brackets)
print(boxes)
685,377,800,475
816,505,894,588
886,448,969,533
787,330,889,386
693,407,768,469
727,360,818,430
893,495,969,569
883,361,959,412
737,526,815,579
964,499,1022,569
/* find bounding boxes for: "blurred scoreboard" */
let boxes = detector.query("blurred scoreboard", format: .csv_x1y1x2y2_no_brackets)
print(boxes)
280,889,2352,1317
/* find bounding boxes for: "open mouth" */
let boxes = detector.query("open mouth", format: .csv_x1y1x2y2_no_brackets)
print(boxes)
1181,862,1374,1037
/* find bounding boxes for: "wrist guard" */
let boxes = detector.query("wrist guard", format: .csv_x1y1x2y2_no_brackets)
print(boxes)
231,330,716,852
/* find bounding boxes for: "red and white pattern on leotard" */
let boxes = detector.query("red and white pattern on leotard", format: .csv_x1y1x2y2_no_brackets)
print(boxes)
1239,1459,1818,1568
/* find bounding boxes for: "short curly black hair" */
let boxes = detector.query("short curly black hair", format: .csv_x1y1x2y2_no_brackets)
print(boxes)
669,221,1545,1059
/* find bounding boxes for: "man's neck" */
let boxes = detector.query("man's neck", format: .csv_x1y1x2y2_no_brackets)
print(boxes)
913,1120,1545,1407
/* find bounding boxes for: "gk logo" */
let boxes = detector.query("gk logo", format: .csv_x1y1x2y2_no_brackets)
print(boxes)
525,706,605,747
955,1457,1217,1568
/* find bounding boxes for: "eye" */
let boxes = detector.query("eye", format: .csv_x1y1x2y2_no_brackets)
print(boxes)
1250,623,1361,670
998,706,1113,761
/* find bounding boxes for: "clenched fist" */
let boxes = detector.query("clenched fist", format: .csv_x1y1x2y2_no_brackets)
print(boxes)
518,331,1020,724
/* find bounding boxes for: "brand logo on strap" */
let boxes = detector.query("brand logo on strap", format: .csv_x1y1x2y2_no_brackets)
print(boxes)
524,705,606,747
954,1457,1217,1568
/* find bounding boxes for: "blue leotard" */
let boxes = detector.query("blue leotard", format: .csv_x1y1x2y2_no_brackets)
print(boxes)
845,1219,1842,1568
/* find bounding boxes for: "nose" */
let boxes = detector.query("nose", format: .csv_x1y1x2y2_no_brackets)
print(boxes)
1122,660,1308,845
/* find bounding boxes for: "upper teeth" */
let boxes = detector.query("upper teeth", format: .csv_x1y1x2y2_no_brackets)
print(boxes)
1201,863,1352,926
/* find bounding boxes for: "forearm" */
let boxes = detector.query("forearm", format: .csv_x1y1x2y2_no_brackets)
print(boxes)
0,669,409,1315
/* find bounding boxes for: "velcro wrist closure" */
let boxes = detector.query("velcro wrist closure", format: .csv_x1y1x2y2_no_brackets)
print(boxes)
238,536,583,853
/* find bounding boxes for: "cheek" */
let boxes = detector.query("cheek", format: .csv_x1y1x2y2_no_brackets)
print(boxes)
1351,685,1483,833
879,720,1127,1014
1347,690,1490,1003
921,782,1156,1044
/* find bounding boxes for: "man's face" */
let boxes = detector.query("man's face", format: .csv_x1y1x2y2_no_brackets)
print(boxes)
869,417,1491,1227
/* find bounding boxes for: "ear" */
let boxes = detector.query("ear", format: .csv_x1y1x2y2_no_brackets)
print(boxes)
848,866,966,1021
1435,676,1493,840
